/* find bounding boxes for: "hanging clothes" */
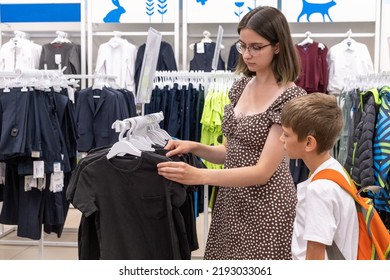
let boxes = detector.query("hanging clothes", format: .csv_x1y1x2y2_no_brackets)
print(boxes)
0,36,41,71
134,41,177,95
189,42,225,72
0,82,78,240
344,88,380,189
74,86,136,153
327,38,374,95
95,37,137,92
337,87,357,166
200,80,231,170
372,86,390,213
39,42,81,74
339,78,390,229
295,41,329,94
145,81,204,142
67,113,203,259
227,43,239,72
68,150,187,260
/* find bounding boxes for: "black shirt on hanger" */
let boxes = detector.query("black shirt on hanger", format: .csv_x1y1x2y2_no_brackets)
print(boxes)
69,150,187,260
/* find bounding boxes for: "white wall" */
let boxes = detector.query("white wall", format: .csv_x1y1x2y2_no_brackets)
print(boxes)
380,0,390,71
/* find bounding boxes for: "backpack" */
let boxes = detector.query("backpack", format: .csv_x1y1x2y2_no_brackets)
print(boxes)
312,168,390,260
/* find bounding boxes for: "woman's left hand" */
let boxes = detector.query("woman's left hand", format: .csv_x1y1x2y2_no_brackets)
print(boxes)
157,161,203,185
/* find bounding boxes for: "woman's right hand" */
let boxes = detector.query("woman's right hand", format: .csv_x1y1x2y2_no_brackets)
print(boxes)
164,139,195,157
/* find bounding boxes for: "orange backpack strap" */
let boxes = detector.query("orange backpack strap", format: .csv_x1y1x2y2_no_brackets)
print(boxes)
312,169,355,260
312,169,370,213
312,169,357,198
312,168,390,260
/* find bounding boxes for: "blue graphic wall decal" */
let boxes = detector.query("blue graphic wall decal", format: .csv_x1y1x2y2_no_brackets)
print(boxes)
297,0,337,22
157,0,168,22
146,0,155,23
236,1,261,21
234,2,245,20
0,3,81,23
104,0,126,23
247,0,258,11
196,0,208,5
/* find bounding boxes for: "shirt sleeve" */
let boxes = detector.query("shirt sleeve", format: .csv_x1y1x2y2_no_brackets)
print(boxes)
70,164,98,217
267,87,307,125
95,44,107,74
303,179,339,246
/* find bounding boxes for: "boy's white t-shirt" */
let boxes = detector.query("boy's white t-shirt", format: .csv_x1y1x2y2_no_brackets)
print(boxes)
292,157,359,260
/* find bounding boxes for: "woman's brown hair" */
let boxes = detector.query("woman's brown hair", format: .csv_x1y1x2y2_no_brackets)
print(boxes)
235,6,300,85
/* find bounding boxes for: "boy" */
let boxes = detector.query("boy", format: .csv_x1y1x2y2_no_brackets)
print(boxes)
280,92,359,260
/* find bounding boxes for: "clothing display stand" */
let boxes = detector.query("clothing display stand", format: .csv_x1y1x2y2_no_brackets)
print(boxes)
153,69,240,247
86,0,180,86
291,30,378,71
0,68,89,258
0,71,120,258
289,0,381,72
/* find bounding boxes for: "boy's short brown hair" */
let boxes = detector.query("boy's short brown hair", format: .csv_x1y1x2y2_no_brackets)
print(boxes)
281,92,343,154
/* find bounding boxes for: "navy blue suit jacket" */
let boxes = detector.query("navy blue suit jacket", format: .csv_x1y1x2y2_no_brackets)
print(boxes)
75,87,129,152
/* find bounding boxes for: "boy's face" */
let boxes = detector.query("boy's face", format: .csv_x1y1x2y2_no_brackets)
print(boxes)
280,126,306,159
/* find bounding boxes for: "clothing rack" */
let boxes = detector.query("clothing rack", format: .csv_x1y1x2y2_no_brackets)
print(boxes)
0,68,61,78
340,73,390,218
154,70,234,84
0,31,82,40
0,68,82,259
0,69,80,89
154,70,210,246
153,70,239,248
154,70,239,91
292,27,380,72
342,72,390,92
291,32,375,38
64,73,118,87
87,0,180,77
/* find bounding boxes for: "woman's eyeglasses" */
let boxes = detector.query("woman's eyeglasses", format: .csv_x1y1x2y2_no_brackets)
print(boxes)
235,41,272,56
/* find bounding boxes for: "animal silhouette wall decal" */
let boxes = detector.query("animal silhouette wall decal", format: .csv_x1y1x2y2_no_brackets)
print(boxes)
297,0,337,22
104,0,126,23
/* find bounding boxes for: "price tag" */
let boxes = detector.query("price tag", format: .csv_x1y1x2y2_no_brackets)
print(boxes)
33,161,44,178
24,175,37,191
37,176,46,191
31,151,40,158
51,171,64,193
0,162,5,184
55,54,62,65
53,162,62,173
196,42,205,54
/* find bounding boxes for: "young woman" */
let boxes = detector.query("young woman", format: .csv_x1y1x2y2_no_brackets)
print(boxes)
157,6,306,259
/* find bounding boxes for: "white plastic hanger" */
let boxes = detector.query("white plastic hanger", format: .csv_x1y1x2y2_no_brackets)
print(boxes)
145,113,170,146
12,30,27,42
297,31,313,46
92,76,109,90
108,31,124,47
201,30,212,43
344,29,354,47
125,118,155,151
189,30,224,50
10,30,29,47
106,141,141,159
106,120,142,159
51,31,71,44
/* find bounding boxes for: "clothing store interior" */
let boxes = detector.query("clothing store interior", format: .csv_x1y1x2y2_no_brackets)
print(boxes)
0,0,390,260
